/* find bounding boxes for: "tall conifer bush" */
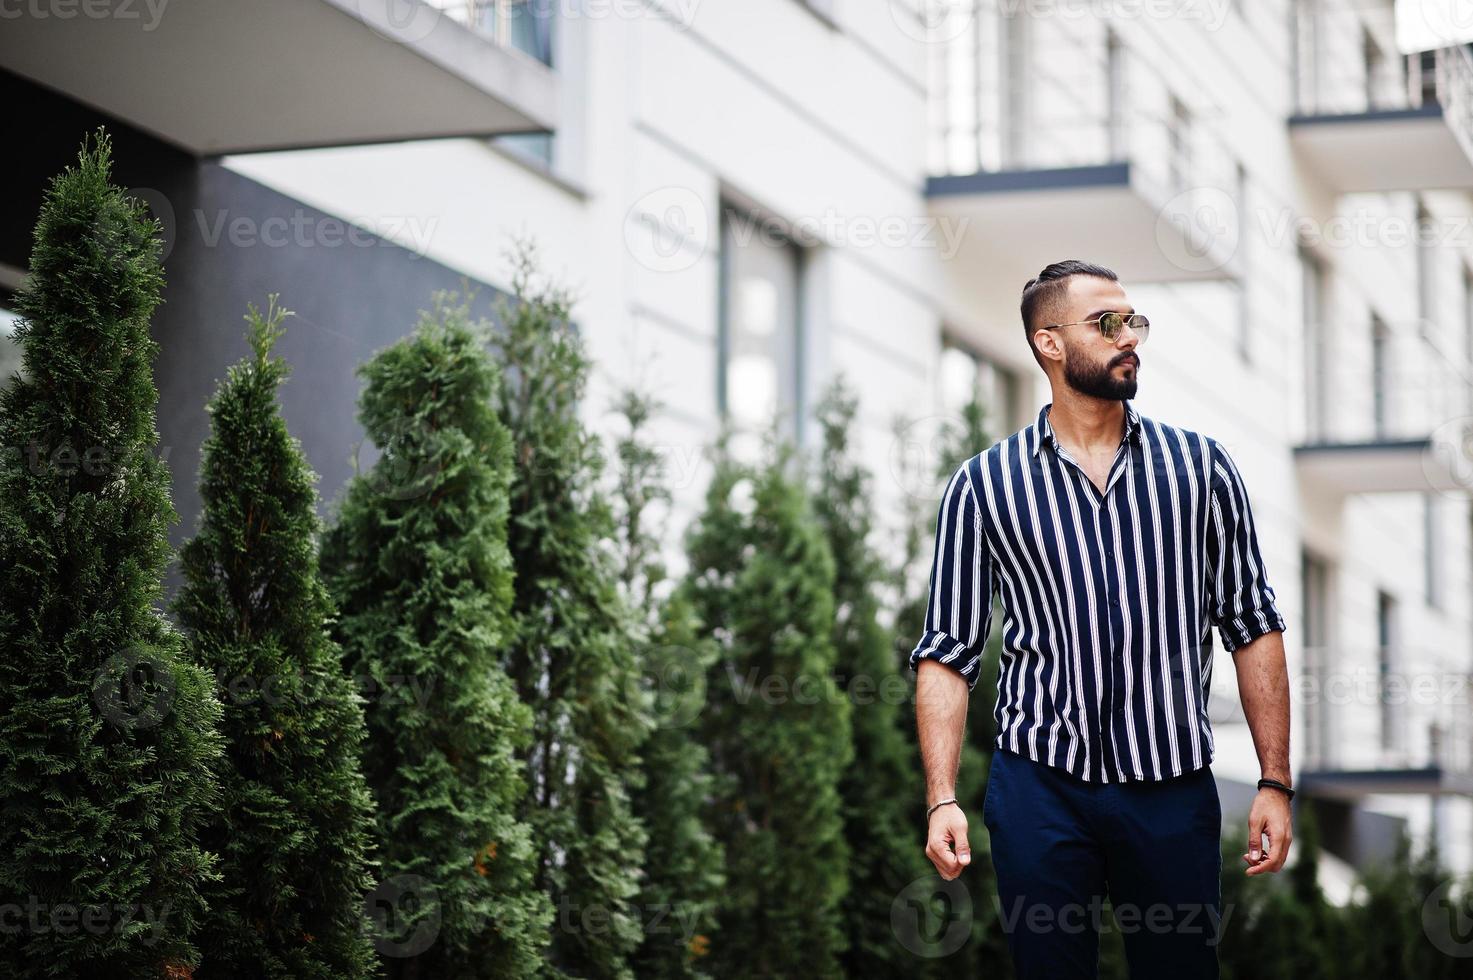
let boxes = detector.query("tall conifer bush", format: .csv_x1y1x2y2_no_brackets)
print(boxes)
677,424,853,978
608,388,725,978
172,298,377,978
488,245,652,979
319,294,551,979
0,130,224,978
890,396,1009,975
810,377,932,976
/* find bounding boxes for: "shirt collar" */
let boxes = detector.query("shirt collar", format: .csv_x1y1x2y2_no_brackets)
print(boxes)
1030,400,1142,457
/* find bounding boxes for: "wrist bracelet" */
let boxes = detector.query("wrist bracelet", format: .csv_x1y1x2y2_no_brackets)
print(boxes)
1257,778,1295,800
926,798,959,823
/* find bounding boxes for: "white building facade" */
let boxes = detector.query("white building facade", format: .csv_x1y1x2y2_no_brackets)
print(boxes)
5,0,1471,891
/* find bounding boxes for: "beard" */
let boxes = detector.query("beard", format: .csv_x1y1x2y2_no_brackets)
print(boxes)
1063,347,1139,400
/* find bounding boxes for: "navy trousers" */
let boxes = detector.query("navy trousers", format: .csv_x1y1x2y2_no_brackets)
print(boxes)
982,747,1224,979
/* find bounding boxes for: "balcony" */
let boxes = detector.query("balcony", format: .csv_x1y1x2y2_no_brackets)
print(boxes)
1294,318,1473,496
1299,657,1473,799
1290,44,1473,192
0,0,558,156
924,13,1242,303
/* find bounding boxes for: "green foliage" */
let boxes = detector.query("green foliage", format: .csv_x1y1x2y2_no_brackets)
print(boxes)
0,129,225,978
172,298,378,978
320,293,551,979
888,396,1010,976
608,387,726,979
678,421,853,978
810,376,937,976
488,243,653,979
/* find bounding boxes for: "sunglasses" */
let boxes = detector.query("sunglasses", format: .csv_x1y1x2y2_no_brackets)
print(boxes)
1044,311,1150,344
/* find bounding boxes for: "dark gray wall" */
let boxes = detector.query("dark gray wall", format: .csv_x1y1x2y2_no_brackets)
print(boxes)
5,69,509,596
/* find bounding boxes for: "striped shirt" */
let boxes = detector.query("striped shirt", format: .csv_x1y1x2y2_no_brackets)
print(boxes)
909,400,1287,783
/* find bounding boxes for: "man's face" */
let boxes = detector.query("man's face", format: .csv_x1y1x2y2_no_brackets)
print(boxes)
1041,276,1142,401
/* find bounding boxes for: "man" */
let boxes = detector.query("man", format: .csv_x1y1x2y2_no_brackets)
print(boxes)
911,260,1292,979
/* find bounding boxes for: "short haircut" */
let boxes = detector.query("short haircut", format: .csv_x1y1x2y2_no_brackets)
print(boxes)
1019,259,1119,368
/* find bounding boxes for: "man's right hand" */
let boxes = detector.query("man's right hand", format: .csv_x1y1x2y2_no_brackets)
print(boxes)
926,804,972,880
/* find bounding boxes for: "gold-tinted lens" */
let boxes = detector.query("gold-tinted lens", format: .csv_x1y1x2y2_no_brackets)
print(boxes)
1101,312,1149,342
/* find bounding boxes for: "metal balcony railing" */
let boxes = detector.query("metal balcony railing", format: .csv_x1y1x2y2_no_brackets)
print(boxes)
925,4,1239,204
1300,655,1473,777
1295,23,1473,160
1303,317,1473,446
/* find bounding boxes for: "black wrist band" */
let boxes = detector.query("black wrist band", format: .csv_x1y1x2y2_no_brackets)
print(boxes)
1257,778,1295,800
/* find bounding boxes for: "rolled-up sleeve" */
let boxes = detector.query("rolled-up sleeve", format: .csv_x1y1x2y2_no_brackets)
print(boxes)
1206,440,1287,653
908,459,995,691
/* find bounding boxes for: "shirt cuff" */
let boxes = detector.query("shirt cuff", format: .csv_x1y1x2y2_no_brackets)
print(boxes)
909,630,981,691
1218,607,1288,653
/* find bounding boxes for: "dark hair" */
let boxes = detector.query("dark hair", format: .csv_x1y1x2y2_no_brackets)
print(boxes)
1020,259,1119,369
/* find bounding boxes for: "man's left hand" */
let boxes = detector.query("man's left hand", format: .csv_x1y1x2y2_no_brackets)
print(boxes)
1242,788,1293,875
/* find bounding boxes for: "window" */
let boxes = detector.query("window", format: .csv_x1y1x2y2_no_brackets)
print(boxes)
1106,29,1126,160
1299,246,1328,440
1463,264,1473,368
431,1,557,166
1417,200,1434,326
999,8,1029,168
1362,27,1386,110
717,207,805,450
433,0,553,63
1425,493,1440,609
1377,590,1399,754
1371,312,1390,438
1291,0,1318,113
1301,550,1332,767
940,335,1020,436
1167,95,1191,194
